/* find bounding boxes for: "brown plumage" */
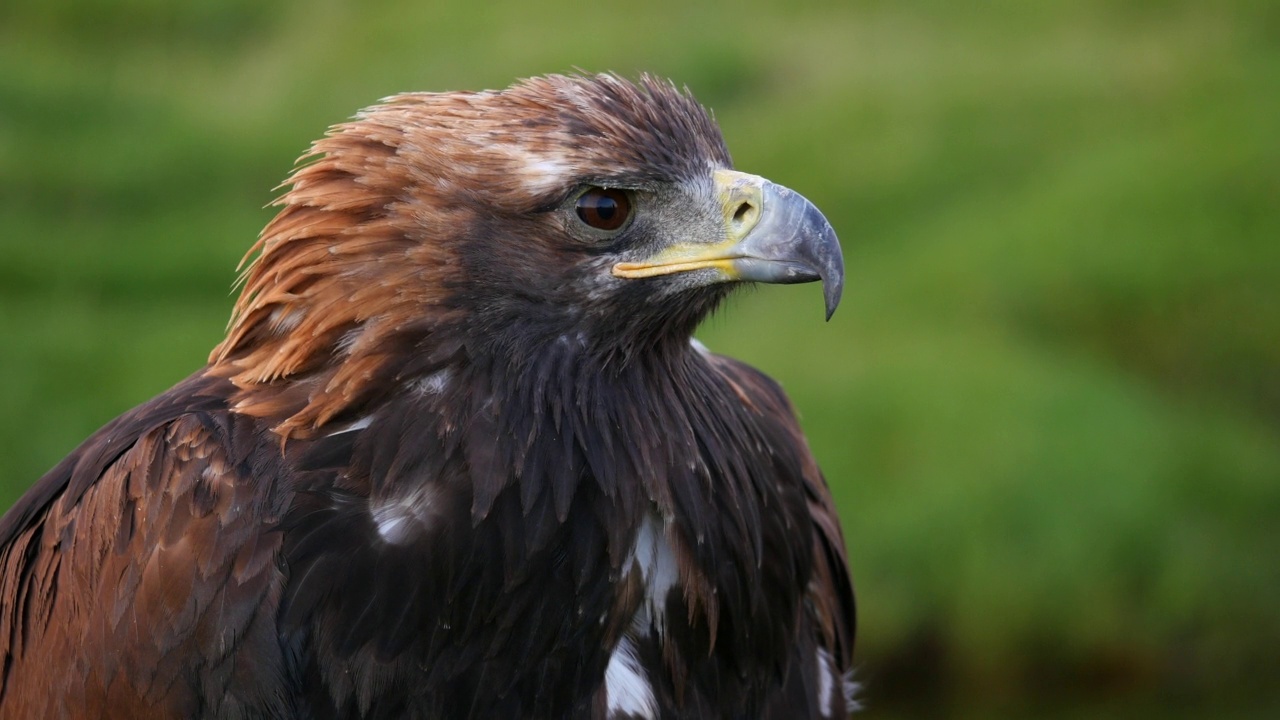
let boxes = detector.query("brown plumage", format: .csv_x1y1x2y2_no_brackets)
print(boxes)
0,73,855,719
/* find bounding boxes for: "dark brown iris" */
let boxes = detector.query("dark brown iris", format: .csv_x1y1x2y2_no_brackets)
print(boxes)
575,188,632,231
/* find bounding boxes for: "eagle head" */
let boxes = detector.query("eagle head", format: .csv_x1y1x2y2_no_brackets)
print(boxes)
210,73,843,438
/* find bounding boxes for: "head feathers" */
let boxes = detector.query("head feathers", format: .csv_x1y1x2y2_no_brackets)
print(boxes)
209,74,730,439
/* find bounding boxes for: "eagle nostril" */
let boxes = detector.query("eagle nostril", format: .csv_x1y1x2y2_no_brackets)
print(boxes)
731,199,759,233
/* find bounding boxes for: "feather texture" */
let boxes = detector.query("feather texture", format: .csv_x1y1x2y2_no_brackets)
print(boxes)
0,73,855,719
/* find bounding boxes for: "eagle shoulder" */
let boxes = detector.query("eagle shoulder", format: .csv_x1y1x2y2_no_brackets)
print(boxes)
702,349,859,717
0,373,291,718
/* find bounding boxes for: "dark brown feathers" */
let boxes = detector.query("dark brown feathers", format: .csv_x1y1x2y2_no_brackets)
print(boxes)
0,74,855,719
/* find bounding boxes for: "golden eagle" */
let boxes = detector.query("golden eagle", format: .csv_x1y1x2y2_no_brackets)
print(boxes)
0,74,855,719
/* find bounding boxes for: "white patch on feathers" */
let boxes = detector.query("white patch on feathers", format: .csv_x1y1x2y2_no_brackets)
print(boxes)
843,670,862,713
604,635,657,719
816,647,863,715
817,647,835,717
336,327,364,356
326,416,373,437
509,152,573,195
370,484,442,545
556,331,588,349
414,368,453,396
268,307,305,334
622,515,679,635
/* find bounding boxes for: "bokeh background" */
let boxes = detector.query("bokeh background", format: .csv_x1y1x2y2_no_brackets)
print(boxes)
1,0,1276,716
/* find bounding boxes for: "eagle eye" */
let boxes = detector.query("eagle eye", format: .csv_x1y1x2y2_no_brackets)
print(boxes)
574,187,633,232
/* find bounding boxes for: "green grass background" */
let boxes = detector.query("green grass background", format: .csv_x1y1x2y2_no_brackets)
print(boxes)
1,0,1276,716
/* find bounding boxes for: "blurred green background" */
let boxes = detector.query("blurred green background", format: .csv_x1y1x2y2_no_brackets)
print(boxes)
1,0,1277,716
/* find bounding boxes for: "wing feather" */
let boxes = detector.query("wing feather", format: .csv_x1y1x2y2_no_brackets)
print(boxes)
0,373,291,719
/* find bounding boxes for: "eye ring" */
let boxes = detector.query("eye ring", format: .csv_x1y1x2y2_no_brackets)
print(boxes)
574,187,633,232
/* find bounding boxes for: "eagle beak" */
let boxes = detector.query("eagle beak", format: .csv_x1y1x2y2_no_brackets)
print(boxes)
612,169,845,319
